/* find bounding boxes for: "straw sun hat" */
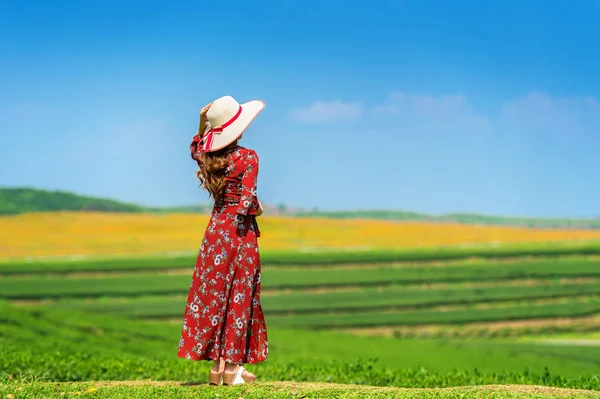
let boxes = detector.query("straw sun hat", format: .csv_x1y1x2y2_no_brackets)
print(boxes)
198,95,265,153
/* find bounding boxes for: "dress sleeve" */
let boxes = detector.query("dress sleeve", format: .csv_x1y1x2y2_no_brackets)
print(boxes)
190,135,203,162
236,150,259,217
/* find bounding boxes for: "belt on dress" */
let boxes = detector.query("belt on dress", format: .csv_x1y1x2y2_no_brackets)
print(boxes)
250,215,261,238
232,208,261,238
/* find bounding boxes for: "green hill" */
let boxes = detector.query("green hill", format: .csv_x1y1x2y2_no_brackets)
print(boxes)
0,187,217,215
0,187,154,214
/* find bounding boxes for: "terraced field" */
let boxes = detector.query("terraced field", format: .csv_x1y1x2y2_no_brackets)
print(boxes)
45,280,600,316
2,245,600,396
2,301,600,390
2,250,600,335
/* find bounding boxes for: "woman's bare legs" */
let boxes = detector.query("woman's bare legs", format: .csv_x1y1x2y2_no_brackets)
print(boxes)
208,357,226,385
211,357,225,373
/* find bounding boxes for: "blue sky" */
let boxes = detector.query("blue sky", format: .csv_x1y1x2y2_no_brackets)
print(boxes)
1,0,599,217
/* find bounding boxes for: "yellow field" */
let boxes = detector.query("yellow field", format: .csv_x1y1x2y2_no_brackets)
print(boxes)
3,211,600,260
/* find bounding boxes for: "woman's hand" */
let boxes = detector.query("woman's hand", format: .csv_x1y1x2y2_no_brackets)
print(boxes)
256,201,264,217
201,102,212,116
198,102,213,137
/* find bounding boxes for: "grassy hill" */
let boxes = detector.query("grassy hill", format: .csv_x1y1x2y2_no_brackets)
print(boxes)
2,187,600,229
0,187,214,215
0,187,153,214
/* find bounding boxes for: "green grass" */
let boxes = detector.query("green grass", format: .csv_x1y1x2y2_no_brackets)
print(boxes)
2,258,599,300
3,381,598,399
263,281,600,315
3,241,600,273
264,299,600,329
1,302,599,390
258,244,600,267
0,254,197,275
3,247,600,396
49,281,600,318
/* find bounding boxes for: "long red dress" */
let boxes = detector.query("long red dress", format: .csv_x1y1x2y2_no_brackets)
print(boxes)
177,137,268,365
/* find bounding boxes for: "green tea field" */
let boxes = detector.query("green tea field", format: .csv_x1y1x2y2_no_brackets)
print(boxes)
1,246,600,398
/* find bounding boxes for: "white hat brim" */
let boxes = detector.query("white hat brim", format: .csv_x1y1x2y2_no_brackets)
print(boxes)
206,100,265,152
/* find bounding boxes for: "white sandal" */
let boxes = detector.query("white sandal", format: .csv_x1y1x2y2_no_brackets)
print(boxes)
222,366,255,385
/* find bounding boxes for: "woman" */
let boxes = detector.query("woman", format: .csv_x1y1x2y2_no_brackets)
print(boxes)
177,95,268,386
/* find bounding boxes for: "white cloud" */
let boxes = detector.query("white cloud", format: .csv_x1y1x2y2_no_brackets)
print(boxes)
500,91,600,134
293,91,600,139
374,91,490,130
291,100,364,124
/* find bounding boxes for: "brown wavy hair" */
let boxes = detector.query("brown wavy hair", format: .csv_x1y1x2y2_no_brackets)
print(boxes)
196,140,238,202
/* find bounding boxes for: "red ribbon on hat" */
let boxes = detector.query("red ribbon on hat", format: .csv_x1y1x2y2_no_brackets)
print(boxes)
201,106,242,152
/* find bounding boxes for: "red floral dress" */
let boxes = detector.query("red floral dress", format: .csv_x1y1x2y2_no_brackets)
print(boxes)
177,137,268,365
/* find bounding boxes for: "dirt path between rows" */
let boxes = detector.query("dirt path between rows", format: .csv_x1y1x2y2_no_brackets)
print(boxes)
537,339,600,346
345,313,600,337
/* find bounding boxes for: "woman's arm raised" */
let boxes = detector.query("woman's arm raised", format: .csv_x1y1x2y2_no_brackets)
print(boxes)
236,150,259,218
